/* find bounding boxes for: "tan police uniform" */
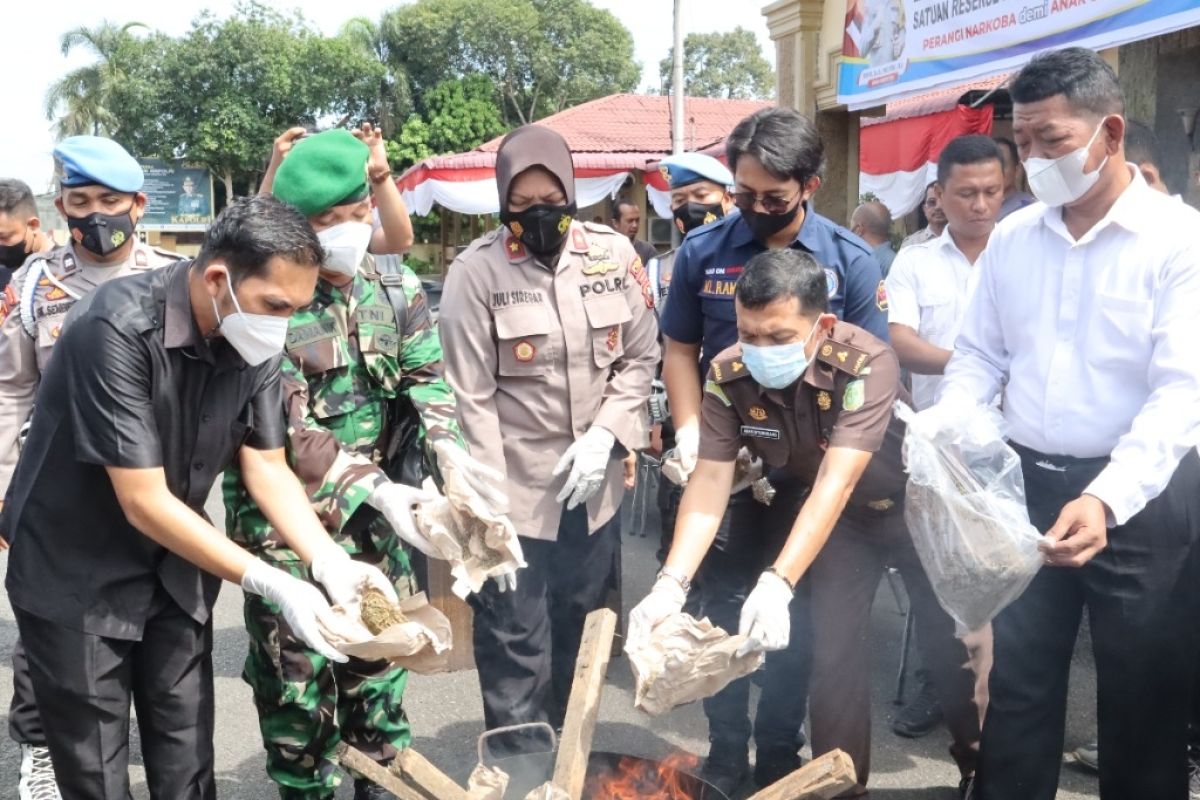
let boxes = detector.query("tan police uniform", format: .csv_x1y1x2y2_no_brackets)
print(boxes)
698,323,980,794
0,241,180,494
439,219,659,733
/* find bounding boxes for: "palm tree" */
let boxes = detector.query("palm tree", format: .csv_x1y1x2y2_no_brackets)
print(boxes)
340,15,409,138
44,21,147,139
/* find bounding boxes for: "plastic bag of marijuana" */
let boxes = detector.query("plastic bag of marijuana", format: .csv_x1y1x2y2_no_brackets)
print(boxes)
895,400,1045,632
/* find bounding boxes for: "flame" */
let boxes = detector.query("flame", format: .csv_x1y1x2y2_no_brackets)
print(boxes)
586,752,702,800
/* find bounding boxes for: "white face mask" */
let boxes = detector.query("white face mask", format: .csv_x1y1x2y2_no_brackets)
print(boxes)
211,268,289,366
1022,118,1110,207
317,221,373,277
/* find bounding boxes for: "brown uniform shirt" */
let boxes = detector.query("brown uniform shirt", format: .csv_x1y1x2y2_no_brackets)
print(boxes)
698,322,907,507
0,241,179,496
439,221,660,542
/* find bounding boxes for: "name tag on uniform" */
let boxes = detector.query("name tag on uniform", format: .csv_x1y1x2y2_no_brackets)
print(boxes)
356,305,395,326
740,425,781,440
287,318,338,349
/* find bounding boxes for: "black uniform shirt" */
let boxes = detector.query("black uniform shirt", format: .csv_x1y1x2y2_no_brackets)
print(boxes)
3,260,286,640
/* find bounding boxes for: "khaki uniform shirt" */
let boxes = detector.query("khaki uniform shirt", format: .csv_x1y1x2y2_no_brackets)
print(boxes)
698,323,908,508
0,241,178,495
439,221,660,542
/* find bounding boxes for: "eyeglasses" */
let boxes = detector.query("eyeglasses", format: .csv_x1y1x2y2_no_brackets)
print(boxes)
732,190,800,215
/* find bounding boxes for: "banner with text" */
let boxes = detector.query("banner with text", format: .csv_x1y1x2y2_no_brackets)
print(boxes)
838,0,1200,109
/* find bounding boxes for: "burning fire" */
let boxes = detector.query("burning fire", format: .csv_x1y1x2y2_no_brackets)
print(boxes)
586,752,702,800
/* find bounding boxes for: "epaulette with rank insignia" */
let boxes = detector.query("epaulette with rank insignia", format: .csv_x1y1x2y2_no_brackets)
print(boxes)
709,353,753,385
816,338,871,377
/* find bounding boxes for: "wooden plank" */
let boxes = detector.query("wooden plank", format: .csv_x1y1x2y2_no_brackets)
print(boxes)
423,557,475,672
392,747,470,800
744,749,858,800
551,608,619,800
335,743,429,800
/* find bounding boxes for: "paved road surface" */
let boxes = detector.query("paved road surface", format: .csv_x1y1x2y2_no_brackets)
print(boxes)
0,485,1102,799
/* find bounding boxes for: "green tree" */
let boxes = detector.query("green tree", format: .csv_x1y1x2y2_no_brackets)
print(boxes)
44,21,148,138
339,15,411,138
149,2,384,202
659,27,775,100
390,75,508,169
382,0,639,125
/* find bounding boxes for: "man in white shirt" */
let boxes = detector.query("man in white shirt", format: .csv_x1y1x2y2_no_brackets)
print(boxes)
885,134,1004,741
926,47,1200,800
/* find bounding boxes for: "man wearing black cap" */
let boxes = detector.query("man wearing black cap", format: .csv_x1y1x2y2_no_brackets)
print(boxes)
0,135,181,799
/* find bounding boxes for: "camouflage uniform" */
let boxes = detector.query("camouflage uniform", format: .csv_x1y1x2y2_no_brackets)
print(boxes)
224,257,459,800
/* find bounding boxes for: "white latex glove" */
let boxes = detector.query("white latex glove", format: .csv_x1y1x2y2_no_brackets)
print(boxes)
434,440,509,510
490,566,519,594
309,546,397,608
552,426,616,510
367,482,442,558
626,575,687,649
674,422,700,479
736,571,794,657
241,560,350,663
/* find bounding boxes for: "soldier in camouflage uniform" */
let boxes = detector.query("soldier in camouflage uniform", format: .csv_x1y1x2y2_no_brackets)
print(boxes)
225,128,508,800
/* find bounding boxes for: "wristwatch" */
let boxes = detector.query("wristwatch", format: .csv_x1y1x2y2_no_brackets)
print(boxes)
656,566,692,593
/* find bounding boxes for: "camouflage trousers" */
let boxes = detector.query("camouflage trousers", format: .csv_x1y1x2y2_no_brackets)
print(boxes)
243,548,416,800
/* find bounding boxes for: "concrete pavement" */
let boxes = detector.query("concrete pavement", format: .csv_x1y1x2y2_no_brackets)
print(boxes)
0,486,1102,799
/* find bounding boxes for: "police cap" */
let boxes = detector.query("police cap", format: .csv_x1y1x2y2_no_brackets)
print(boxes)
55,136,144,193
661,152,733,190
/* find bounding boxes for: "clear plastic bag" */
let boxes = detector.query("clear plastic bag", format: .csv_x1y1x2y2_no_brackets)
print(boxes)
895,400,1045,632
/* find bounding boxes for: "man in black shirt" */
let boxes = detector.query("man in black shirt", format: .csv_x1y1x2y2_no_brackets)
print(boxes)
2,196,400,800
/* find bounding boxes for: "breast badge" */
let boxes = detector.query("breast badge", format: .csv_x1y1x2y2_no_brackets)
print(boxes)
749,405,768,421
817,391,832,411
513,340,536,362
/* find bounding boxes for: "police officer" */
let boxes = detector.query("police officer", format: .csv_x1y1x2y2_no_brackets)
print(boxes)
633,249,980,798
438,125,659,741
3,195,398,800
225,128,508,800
647,152,735,311
0,178,54,291
0,137,181,800
657,106,890,791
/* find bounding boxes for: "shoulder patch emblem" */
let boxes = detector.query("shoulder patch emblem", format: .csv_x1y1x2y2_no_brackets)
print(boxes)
843,379,865,412
875,280,889,312
825,268,839,296
704,380,731,407
816,338,870,377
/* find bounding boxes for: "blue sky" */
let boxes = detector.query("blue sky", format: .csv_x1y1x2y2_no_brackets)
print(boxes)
3,0,775,192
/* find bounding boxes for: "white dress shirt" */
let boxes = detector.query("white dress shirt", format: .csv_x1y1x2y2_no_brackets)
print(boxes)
886,228,981,410
939,168,1200,525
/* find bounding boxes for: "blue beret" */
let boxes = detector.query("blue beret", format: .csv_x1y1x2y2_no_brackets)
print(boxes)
661,152,733,190
55,136,144,192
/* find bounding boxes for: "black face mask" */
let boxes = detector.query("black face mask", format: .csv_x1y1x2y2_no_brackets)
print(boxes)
673,201,725,235
500,202,577,256
0,237,30,270
67,210,135,257
742,199,802,242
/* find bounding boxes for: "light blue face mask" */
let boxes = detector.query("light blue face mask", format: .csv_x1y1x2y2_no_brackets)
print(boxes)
740,323,819,389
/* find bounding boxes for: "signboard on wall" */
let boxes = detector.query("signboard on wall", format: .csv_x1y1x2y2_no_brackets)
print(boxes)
137,159,214,231
838,0,1200,110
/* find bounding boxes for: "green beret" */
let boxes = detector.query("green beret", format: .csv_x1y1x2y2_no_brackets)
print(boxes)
273,129,370,217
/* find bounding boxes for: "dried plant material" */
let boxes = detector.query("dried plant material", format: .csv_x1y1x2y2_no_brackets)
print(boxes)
522,783,569,800
466,763,510,800
895,400,1045,632
412,468,525,598
662,447,770,504
322,591,453,673
359,585,407,635
626,613,764,716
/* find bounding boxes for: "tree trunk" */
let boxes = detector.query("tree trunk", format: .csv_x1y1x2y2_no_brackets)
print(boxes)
221,171,235,207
